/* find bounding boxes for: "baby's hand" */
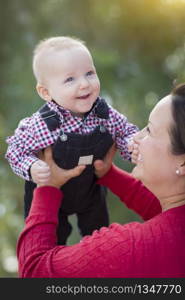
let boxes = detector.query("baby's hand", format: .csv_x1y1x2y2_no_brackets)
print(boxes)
128,139,139,164
30,159,51,185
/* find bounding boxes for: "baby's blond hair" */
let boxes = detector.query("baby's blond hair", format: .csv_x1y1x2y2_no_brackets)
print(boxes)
33,36,87,83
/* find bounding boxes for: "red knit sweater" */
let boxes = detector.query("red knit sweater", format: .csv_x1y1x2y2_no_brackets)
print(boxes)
17,165,185,278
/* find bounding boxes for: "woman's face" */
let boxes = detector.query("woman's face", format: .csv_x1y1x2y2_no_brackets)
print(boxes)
132,95,178,190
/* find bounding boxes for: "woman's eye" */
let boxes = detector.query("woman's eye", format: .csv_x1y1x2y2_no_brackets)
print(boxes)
64,77,74,83
86,71,94,76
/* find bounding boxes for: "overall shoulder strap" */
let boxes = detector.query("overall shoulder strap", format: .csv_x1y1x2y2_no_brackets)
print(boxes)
95,98,109,119
39,104,60,131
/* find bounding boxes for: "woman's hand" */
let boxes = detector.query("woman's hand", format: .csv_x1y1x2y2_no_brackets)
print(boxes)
94,144,117,178
37,146,86,188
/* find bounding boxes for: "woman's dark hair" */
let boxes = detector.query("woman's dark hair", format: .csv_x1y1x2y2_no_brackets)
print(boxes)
170,83,185,155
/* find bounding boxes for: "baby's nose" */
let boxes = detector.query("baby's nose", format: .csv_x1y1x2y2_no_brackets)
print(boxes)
80,77,89,88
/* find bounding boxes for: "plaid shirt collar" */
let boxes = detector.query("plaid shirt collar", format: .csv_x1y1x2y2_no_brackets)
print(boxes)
46,97,100,120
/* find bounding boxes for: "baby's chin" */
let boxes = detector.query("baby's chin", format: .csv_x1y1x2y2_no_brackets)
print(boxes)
79,104,94,114
75,98,97,116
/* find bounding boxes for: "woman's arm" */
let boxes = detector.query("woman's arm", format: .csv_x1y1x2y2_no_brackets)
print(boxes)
98,164,161,220
16,146,160,278
17,186,136,278
17,186,61,277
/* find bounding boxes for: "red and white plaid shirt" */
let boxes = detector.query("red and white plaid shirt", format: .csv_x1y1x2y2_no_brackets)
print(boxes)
5,99,138,181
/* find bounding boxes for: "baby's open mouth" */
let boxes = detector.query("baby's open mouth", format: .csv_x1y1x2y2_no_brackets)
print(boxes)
77,93,90,99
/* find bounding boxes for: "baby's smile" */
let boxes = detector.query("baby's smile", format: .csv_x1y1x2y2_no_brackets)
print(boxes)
76,93,91,100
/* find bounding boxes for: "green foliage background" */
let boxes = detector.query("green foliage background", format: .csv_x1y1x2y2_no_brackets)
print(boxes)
1,0,185,277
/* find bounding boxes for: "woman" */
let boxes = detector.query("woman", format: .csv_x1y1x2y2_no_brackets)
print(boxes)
17,84,185,278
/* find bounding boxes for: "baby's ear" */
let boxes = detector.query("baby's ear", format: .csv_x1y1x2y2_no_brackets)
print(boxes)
36,83,52,101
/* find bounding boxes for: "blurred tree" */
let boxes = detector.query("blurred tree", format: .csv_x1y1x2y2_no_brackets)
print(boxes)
1,0,185,277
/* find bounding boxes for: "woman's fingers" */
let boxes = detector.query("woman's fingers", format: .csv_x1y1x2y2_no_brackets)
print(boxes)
94,144,117,178
65,165,86,180
37,146,53,165
105,144,117,163
94,160,104,170
43,146,53,164
37,146,86,187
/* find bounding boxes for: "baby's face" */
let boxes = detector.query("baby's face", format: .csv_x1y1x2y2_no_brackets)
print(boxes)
44,47,100,117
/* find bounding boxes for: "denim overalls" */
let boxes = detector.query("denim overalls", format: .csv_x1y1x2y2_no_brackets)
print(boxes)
24,99,114,244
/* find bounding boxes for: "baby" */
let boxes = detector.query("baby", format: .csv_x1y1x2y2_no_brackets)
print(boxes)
6,36,138,244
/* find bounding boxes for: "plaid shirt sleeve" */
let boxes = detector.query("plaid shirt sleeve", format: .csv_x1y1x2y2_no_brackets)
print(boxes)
107,106,139,160
5,116,40,181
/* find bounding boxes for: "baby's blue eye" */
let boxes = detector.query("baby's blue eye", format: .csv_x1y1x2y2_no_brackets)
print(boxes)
86,71,94,76
65,77,74,83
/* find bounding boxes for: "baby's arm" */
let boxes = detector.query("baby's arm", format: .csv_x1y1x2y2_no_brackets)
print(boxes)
5,117,50,182
107,106,139,161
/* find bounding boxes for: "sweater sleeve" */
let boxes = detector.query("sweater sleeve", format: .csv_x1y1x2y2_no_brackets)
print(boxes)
17,186,62,277
16,186,137,278
98,164,161,220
